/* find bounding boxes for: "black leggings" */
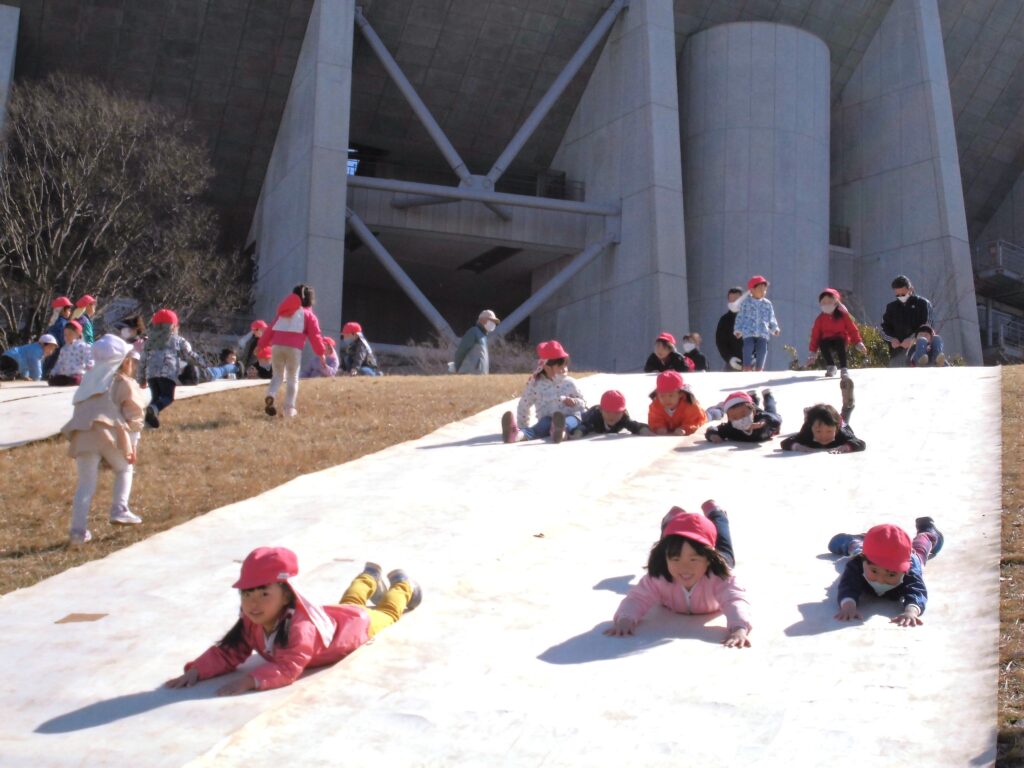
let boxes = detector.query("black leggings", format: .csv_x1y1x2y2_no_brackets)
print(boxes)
819,337,848,368
0,355,18,380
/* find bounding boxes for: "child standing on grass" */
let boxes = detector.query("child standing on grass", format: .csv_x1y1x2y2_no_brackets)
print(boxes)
501,340,586,444
258,285,327,418
72,295,98,343
569,390,651,438
605,501,751,648
705,390,781,444
140,309,203,429
806,289,866,377
60,334,147,544
48,320,92,386
828,519,943,627
166,547,421,694
733,275,780,371
647,371,707,436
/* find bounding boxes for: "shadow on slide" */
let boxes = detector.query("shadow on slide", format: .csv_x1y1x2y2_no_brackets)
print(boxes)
538,610,725,665
417,434,503,450
35,684,217,733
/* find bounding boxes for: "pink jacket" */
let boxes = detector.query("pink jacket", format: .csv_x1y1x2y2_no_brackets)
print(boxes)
185,603,370,690
257,294,327,357
613,573,752,632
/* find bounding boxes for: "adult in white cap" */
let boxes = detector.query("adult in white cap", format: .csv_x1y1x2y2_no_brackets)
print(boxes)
453,309,500,374
0,334,60,381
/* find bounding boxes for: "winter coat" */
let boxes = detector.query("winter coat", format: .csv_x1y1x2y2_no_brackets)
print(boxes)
648,394,707,435
258,294,327,357
1,342,47,380
881,295,933,344
340,334,378,373
734,297,779,339
302,350,339,378
780,423,866,452
51,339,92,378
61,373,145,460
140,324,201,382
185,603,371,691
79,314,94,344
453,324,489,374
705,408,781,443
614,573,752,632
643,350,694,373
576,406,647,436
517,373,586,426
47,315,69,348
715,311,743,364
837,553,927,613
809,309,862,352
684,348,710,372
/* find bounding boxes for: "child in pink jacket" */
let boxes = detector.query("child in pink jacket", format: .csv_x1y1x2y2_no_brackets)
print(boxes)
166,547,421,695
257,284,327,418
605,501,752,648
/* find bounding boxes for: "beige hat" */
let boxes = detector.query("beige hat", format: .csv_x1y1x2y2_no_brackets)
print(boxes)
479,309,500,323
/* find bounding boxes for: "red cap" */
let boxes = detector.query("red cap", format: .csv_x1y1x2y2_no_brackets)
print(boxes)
536,340,569,360
342,322,362,335
862,524,912,573
656,370,685,393
600,390,627,412
257,346,272,361
51,296,73,309
321,336,335,347
748,275,768,290
656,332,676,347
819,288,841,301
250,320,268,332
66,320,82,334
151,308,178,325
722,391,754,411
233,547,299,589
75,294,96,308
662,508,718,549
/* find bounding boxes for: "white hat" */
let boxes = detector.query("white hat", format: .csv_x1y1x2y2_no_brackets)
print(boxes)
38,334,57,346
73,334,133,404
479,309,500,323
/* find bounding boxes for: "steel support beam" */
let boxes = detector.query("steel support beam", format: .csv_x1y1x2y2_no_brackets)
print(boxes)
345,208,457,342
494,233,617,336
349,175,620,217
485,0,629,185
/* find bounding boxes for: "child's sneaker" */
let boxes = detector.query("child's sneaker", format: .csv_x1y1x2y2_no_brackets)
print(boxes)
501,411,520,443
747,390,761,408
264,395,277,417
387,569,422,612
840,367,849,377
934,353,946,367
825,365,837,377
69,529,92,545
551,412,567,443
917,354,929,366
915,517,944,557
144,404,160,429
701,499,725,519
729,356,742,371
109,508,142,525
362,561,386,604
284,407,298,418
828,533,864,557
660,505,686,533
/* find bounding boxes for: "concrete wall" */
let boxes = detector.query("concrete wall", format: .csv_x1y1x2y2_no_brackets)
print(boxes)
248,0,353,340
977,168,1024,248
681,22,830,370
831,0,983,364
0,5,18,132
537,0,687,372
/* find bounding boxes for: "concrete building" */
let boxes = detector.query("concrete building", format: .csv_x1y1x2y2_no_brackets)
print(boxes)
3,0,1024,367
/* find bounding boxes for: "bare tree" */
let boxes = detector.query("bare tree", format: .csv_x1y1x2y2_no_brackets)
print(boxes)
0,74,245,347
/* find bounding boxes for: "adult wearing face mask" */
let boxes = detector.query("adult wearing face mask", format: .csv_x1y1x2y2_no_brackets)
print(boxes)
715,288,745,371
453,309,499,375
880,276,935,368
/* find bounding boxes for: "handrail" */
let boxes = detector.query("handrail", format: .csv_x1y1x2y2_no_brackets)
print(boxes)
973,240,1024,274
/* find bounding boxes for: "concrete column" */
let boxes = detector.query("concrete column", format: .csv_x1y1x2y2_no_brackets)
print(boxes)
0,5,19,132
681,23,830,370
539,0,687,372
248,0,353,341
831,0,983,364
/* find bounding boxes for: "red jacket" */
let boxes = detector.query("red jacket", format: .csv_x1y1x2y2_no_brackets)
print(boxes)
257,294,327,357
185,603,370,690
808,310,862,352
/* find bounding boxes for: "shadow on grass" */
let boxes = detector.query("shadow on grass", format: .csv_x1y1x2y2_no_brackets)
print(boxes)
1,540,73,559
176,419,240,432
539,609,725,665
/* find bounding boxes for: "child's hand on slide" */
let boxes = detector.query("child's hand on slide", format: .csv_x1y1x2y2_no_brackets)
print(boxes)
834,601,863,621
891,608,923,627
603,618,637,637
165,668,200,689
723,628,750,648
217,675,256,696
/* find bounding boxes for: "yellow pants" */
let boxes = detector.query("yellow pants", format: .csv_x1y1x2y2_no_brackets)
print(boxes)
340,573,412,638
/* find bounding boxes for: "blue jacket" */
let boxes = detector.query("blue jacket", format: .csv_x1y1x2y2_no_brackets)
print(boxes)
47,316,69,347
734,296,779,339
1,342,46,380
837,553,928,613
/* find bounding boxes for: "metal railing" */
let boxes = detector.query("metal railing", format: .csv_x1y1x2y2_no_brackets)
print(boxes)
830,225,851,249
973,240,1024,275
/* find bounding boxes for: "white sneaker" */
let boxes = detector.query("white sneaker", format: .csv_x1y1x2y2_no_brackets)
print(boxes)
110,509,142,525
69,529,92,545
729,357,742,371
825,365,837,377
284,407,298,418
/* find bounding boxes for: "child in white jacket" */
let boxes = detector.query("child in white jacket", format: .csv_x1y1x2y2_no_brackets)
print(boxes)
501,340,586,444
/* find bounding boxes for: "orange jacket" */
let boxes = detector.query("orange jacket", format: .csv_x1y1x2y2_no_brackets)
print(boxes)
648,396,706,435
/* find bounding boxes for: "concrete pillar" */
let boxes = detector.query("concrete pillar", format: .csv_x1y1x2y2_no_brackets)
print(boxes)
0,5,19,132
248,0,353,341
831,0,983,364
681,23,830,370
538,0,687,372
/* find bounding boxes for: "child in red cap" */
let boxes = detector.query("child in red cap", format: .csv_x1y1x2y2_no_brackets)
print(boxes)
569,389,651,438
302,336,339,378
705,389,781,443
733,275,780,371
806,288,866,378
166,548,421,695
339,321,381,376
647,371,707,435
238,319,270,378
48,320,92,386
828,519,944,627
643,332,694,373
501,340,586,443
139,308,203,428
606,501,752,648
72,294,98,343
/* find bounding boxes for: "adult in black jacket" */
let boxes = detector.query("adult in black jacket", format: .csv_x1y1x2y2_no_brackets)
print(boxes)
715,288,744,370
880,275,936,367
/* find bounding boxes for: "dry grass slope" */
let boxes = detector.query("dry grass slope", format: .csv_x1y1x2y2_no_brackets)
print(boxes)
1001,365,1024,766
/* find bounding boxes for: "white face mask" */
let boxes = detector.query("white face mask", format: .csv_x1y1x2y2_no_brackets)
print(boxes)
681,342,696,353
864,574,903,596
730,414,754,432
897,294,910,303
483,321,496,333
119,327,134,339
819,303,835,314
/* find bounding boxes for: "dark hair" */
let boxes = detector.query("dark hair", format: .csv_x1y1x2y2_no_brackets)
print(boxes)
123,314,146,335
916,324,935,336
292,284,315,308
891,275,911,290
219,582,296,650
803,403,840,429
654,339,673,350
727,287,743,296
219,348,235,363
646,534,731,581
